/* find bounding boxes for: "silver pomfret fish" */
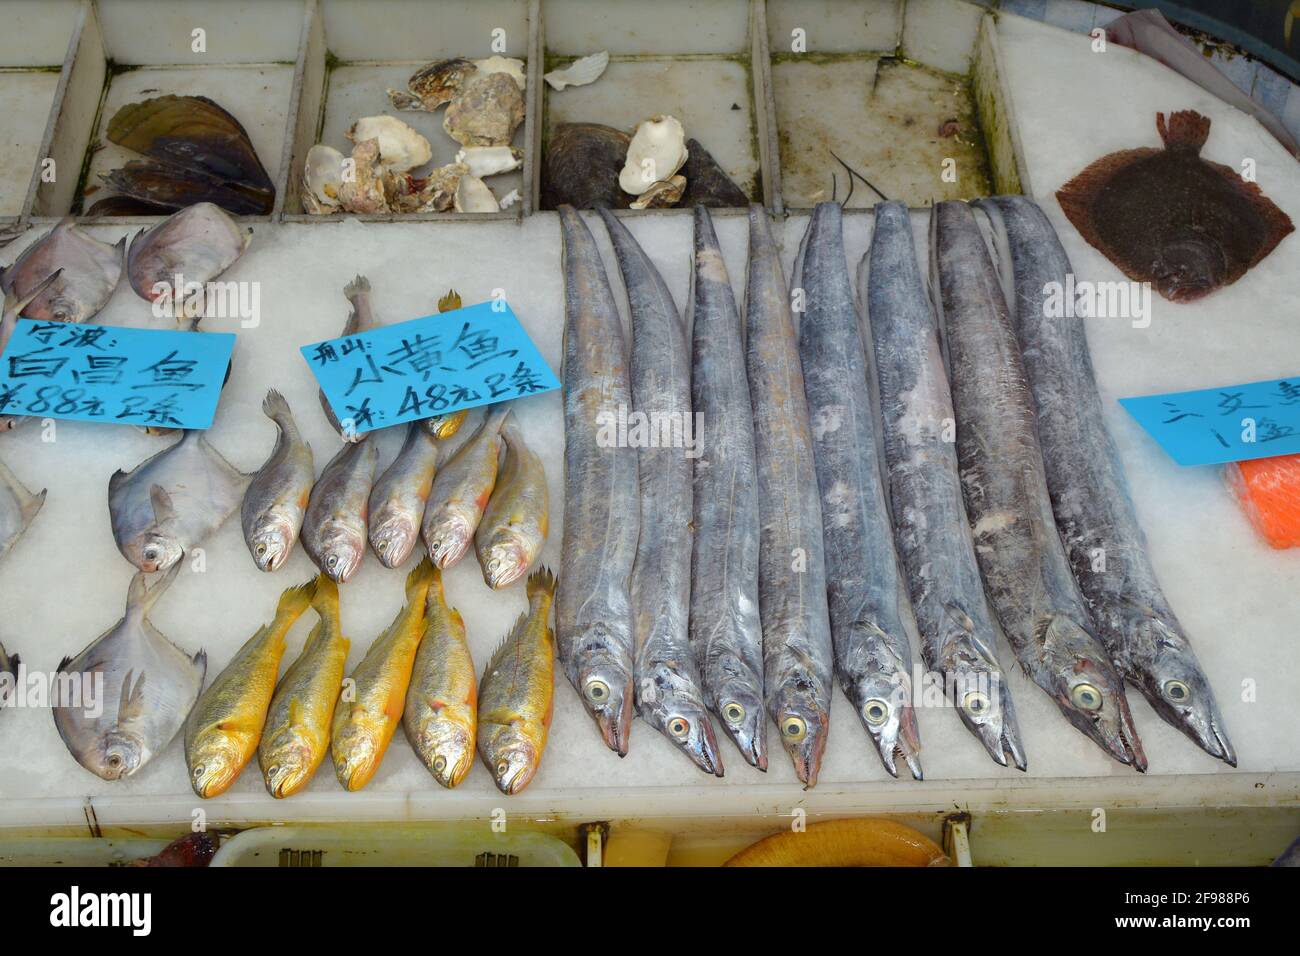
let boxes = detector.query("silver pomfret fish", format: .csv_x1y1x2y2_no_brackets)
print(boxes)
980,194,1234,766
745,205,833,788
556,206,638,755
863,200,1026,770
797,202,922,779
599,207,720,776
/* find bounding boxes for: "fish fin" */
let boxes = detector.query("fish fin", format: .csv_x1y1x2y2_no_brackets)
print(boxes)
192,648,208,676
483,612,530,680
0,456,43,516
6,268,63,318
1156,110,1210,153
196,432,254,484
310,574,340,622
276,578,319,624
126,562,183,618
56,654,73,673
943,602,977,635
262,388,293,426
118,668,147,722
526,566,556,602
149,484,177,526
404,556,437,601
438,289,461,312
485,403,513,432
20,487,47,528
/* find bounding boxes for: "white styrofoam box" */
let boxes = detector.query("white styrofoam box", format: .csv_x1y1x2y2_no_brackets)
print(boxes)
543,0,751,57
97,0,306,65
0,0,82,65
0,73,62,217
766,0,903,55
320,0,529,62
900,0,986,75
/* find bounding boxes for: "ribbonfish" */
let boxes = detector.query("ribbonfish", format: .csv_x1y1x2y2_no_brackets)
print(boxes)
797,202,922,779
933,200,1144,771
744,204,833,787
598,207,720,775
979,194,1235,766
862,200,1026,770
555,206,638,755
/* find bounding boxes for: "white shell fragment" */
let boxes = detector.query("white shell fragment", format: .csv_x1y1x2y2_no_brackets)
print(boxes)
346,115,433,173
630,174,686,209
618,115,688,196
454,175,500,213
303,144,346,214
473,56,526,90
498,188,521,209
544,51,609,91
454,146,524,178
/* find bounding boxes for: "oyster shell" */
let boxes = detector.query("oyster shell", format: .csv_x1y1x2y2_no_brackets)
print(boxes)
498,188,522,210
387,58,477,111
544,51,609,91
395,163,468,214
346,115,433,173
303,144,346,214
443,72,525,148
619,115,688,196
453,175,500,213
454,146,524,178
630,174,686,209
473,56,526,90
338,139,389,214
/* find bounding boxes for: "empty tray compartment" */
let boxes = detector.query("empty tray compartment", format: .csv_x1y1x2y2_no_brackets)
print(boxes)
539,0,766,211
283,0,534,220
769,0,1016,208
36,0,302,221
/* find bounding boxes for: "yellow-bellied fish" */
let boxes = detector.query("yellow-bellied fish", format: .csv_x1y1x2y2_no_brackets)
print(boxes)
184,579,317,797
477,567,556,795
258,576,348,797
475,419,549,590
403,564,476,787
331,557,435,790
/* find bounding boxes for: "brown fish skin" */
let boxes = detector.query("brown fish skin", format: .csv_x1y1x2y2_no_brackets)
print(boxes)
1056,110,1295,303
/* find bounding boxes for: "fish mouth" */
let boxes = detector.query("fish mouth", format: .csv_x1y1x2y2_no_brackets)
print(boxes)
372,526,417,569
717,710,768,772
427,530,471,570
323,548,363,583
484,553,529,590
867,706,924,782
263,761,308,799
595,688,634,757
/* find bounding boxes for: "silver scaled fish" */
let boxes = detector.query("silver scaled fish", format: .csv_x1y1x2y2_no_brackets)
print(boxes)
302,436,378,583
422,405,510,569
369,421,439,569
0,219,124,323
474,418,549,590
242,389,315,572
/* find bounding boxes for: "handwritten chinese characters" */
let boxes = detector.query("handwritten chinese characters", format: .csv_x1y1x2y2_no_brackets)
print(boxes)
302,301,559,434
1120,375,1300,466
0,320,235,430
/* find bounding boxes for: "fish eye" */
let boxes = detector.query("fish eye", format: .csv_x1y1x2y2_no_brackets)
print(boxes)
962,691,991,716
496,760,509,777
488,558,500,571
1163,679,1191,703
107,754,123,769
256,544,266,555
433,755,447,773
377,540,388,552
862,698,890,726
722,702,745,725
584,679,609,704
326,555,339,568
1071,683,1103,711
781,716,807,741
668,717,690,739
143,548,157,560
192,764,204,778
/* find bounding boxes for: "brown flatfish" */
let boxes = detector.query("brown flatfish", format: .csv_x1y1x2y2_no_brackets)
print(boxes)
1056,110,1294,303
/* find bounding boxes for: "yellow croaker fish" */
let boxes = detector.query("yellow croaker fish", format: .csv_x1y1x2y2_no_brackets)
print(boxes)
258,576,349,798
475,419,549,590
477,567,556,795
331,557,435,790
422,290,468,440
185,579,317,798
403,564,477,787
422,406,511,568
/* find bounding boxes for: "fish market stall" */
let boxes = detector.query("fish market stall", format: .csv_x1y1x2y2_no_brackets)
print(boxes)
0,0,1298,867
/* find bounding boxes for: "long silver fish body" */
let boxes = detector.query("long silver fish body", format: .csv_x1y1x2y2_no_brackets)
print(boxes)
979,194,1235,766
556,206,638,756
862,200,1026,770
302,436,378,583
52,564,206,780
933,200,1145,771
0,454,46,564
745,204,833,788
369,421,439,568
0,219,124,323
242,389,315,572
321,276,375,441
688,207,765,770
797,202,922,780
109,430,251,573
598,207,721,777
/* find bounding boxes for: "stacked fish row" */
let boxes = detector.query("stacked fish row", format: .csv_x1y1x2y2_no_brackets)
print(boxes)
556,198,1234,785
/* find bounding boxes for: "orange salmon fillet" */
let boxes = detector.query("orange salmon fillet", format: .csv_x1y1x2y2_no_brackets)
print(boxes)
1226,453,1300,549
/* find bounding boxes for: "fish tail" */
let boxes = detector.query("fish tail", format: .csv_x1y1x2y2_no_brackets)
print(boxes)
405,556,437,600
526,566,557,603
424,562,447,608
126,562,183,618
344,275,370,300
276,578,319,623
310,573,340,620
1157,110,1210,152
438,289,461,312
262,388,294,428
485,403,513,432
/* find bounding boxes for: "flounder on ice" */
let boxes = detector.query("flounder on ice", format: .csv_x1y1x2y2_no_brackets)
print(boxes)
1056,110,1294,302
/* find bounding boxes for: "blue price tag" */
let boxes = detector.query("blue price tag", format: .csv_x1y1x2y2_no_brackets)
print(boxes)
301,300,560,435
1119,376,1300,466
0,320,235,430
